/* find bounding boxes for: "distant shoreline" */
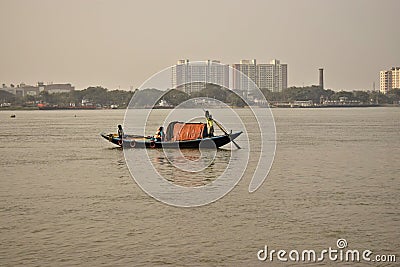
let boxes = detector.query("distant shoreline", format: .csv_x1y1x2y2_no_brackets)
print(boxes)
1,104,399,111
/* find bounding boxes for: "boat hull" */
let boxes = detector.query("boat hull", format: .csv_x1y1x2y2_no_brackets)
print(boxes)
101,132,242,149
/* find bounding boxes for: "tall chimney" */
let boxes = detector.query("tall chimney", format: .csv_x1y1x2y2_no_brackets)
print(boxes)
319,68,324,90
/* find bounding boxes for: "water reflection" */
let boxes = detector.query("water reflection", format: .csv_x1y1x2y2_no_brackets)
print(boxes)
147,148,232,188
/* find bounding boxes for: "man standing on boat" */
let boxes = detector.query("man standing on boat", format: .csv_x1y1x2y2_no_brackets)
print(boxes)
205,110,214,137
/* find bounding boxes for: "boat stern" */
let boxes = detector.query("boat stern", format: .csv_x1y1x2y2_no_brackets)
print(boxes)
229,131,242,141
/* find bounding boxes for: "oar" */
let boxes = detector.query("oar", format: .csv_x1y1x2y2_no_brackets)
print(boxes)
212,118,241,149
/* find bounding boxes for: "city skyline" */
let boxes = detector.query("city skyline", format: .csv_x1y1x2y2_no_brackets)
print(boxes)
171,59,288,95
3,59,398,93
0,0,399,91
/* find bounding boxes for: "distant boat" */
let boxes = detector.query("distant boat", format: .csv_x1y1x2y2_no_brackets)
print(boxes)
10,114,16,118
101,113,242,149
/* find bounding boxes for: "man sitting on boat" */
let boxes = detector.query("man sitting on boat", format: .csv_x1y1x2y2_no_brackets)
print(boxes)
153,126,165,142
117,125,124,138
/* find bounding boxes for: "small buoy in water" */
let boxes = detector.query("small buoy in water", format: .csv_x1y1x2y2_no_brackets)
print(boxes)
74,115,77,117
10,114,16,118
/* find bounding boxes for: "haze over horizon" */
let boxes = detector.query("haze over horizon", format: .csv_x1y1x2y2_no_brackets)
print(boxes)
1,0,399,91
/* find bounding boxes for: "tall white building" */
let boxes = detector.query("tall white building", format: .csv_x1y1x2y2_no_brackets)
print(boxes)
257,60,287,93
232,59,288,94
232,59,257,95
380,67,400,94
171,60,229,94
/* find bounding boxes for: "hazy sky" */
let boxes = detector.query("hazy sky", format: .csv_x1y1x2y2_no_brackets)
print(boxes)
1,0,399,91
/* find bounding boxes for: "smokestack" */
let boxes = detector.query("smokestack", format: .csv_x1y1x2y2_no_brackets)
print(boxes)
319,68,324,90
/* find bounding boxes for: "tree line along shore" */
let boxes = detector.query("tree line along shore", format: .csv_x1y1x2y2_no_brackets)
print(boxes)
1,85,399,110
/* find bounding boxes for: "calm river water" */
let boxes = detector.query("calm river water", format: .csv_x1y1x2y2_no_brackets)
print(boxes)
0,108,399,266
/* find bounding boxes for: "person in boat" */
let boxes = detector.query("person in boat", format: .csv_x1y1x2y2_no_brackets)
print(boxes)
153,126,165,142
205,111,214,137
117,125,124,139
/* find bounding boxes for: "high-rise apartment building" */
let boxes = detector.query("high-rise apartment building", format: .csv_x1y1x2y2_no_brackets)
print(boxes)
171,60,229,94
257,60,287,93
232,59,287,94
380,70,392,94
232,59,257,95
380,67,400,94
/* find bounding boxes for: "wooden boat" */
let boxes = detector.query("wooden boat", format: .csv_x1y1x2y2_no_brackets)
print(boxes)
101,119,242,149
101,131,242,149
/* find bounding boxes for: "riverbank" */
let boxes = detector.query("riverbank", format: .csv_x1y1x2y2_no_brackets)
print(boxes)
1,104,399,111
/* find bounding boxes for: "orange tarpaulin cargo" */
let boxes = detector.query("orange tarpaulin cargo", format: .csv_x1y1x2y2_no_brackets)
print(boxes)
171,122,205,141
